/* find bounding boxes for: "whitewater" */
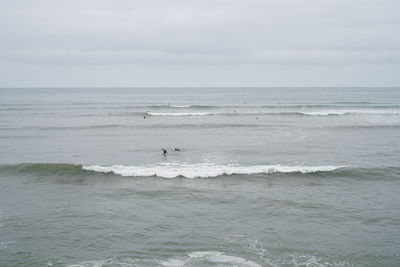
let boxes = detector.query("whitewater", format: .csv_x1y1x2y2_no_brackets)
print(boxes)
82,163,344,178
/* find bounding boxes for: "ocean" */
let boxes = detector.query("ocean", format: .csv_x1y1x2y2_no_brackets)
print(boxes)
0,87,399,266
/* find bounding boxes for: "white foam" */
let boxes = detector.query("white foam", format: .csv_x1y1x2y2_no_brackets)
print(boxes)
170,105,191,108
66,253,351,267
82,163,344,179
302,111,348,116
148,104,191,108
147,112,217,116
66,258,147,267
67,259,107,267
161,251,262,267
301,110,400,116
67,253,261,267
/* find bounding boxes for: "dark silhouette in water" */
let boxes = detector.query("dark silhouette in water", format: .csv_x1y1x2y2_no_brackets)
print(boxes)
162,148,168,156
173,148,181,151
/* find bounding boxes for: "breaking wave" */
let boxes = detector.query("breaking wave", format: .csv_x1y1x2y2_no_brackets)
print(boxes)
138,104,400,110
146,112,219,116
63,250,355,267
2,163,400,180
0,163,345,179
82,163,343,178
144,110,400,117
147,104,195,108
105,109,400,117
300,110,400,116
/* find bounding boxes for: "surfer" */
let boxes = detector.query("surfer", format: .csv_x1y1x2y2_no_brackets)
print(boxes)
162,148,168,156
173,148,181,151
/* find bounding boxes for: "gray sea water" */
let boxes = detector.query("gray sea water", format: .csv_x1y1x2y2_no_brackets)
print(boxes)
0,87,400,267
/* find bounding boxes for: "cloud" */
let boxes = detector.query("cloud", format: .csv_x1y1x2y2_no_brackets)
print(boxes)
0,0,399,86
3,48,400,66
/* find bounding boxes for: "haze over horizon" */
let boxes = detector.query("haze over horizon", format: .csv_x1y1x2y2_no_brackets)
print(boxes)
1,0,399,87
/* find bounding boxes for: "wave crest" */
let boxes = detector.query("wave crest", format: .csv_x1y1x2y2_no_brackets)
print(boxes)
82,163,344,178
4,163,399,180
147,104,193,108
146,112,219,116
0,163,85,176
301,110,400,116
145,110,400,117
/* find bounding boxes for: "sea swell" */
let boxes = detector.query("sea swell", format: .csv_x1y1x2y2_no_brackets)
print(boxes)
3,123,400,132
0,123,270,132
147,104,211,109
300,110,400,116
0,162,348,178
144,110,400,117
2,163,400,179
82,163,344,178
0,163,87,176
146,112,220,117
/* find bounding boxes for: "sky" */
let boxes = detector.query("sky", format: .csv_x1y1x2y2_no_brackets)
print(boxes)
0,0,399,87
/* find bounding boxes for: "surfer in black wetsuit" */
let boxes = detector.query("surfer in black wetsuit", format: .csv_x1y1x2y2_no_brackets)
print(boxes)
162,148,168,156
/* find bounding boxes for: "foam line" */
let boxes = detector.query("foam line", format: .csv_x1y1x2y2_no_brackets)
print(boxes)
82,163,345,178
146,112,218,116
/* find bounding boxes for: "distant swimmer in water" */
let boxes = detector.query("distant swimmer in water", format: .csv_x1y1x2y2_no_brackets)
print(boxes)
173,148,181,151
162,148,168,156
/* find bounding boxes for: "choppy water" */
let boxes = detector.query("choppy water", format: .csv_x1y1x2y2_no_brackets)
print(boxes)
0,87,400,266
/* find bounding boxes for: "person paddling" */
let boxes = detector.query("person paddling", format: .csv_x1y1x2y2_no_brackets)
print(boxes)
162,148,168,156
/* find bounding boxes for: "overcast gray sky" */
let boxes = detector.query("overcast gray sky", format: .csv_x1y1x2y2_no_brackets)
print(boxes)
0,0,399,87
